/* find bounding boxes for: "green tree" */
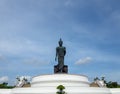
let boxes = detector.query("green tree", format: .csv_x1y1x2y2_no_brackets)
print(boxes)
56,85,66,94
106,81,118,88
0,82,15,89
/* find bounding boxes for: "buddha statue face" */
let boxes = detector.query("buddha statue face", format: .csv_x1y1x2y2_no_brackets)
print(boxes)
59,39,63,47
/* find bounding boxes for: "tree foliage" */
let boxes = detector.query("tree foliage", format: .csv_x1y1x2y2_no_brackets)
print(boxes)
56,85,66,94
57,85,65,90
106,81,120,88
0,82,15,89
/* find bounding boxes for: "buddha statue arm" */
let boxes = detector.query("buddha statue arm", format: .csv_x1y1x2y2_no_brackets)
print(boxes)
55,47,58,61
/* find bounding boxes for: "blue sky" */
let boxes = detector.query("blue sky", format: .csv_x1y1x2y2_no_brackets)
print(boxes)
0,0,120,85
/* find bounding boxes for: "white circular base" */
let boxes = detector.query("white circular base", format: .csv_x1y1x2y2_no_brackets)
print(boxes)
1,74,120,94
31,74,90,87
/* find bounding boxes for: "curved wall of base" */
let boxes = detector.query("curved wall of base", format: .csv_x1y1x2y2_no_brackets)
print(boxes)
31,74,90,87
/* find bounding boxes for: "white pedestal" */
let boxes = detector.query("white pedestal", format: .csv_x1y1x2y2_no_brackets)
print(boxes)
31,74,90,87
1,74,120,94
12,74,112,94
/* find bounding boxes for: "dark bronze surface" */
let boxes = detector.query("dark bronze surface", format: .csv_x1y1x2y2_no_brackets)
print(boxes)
54,39,68,73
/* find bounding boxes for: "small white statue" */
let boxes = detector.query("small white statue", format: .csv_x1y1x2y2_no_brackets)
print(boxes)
16,76,28,87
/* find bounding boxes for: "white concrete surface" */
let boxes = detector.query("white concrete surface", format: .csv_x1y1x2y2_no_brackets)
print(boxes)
0,89,11,94
0,74,120,94
31,74,90,87
110,88,120,94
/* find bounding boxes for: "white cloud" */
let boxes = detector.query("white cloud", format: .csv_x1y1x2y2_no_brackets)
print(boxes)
0,38,46,56
0,76,9,83
75,57,92,65
0,37,55,58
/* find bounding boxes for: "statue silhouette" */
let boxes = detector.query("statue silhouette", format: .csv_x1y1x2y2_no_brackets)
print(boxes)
55,39,67,73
